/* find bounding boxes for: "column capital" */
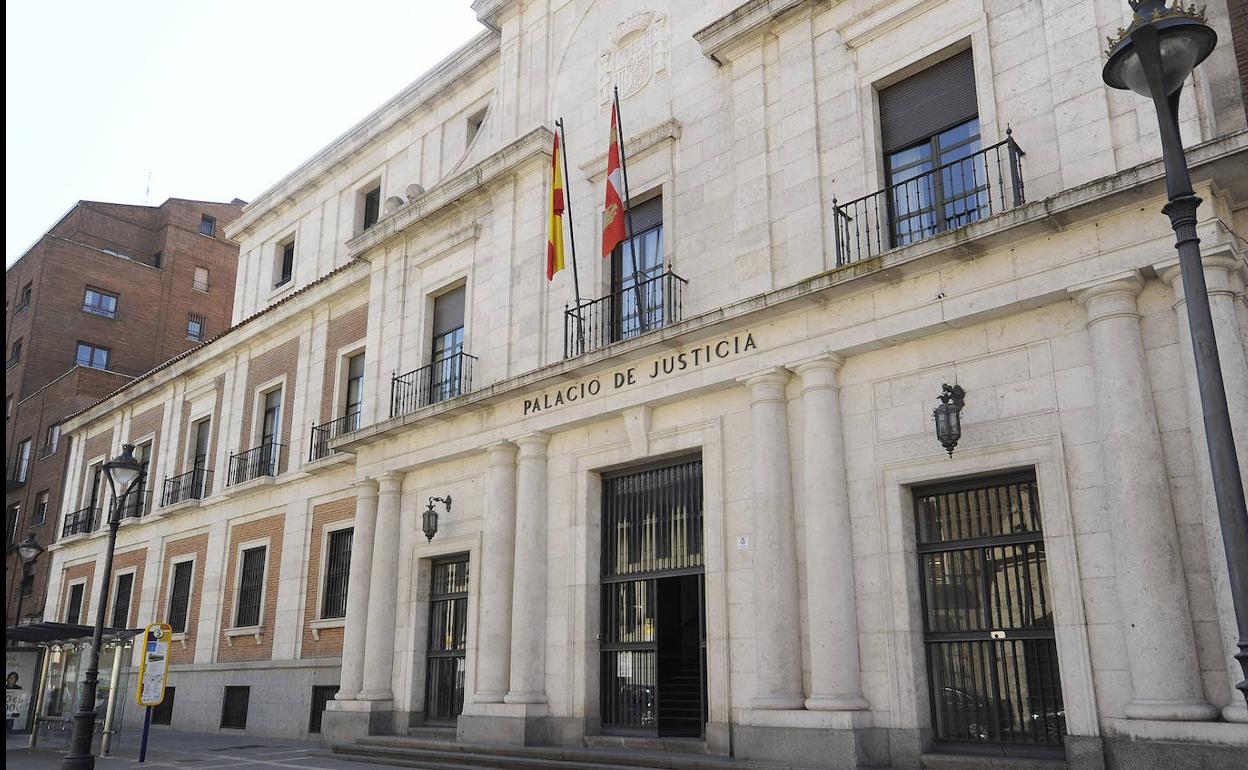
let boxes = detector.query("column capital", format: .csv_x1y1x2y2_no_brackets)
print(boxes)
514,432,549,454
374,470,403,494
486,440,518,465
1159,253,1243,299
791,353,844,391
738,366,791,402
1070,272,1144,324
351,478,380,498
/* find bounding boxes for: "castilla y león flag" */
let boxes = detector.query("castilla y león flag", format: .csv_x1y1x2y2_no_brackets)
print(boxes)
601,101,627,258
547,131,566,281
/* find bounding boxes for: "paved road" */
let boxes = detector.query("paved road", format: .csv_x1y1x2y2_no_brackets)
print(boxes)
6,731,387,769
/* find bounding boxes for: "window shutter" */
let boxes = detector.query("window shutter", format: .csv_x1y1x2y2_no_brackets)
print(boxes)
879,49,978,154
432,286,466,337
627,195,663,232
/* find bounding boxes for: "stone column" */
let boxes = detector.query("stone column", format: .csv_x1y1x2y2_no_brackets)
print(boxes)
1162,255,1248,723
359,471,404,701
741,368,805,710
793,356,869,711
476,441,518,703
505,433,548,704
1075,275,1217,721
336,478,379,701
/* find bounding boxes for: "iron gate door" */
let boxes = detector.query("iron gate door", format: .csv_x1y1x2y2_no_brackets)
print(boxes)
600,458,707,736
914,471,1065,753
424,556,469,722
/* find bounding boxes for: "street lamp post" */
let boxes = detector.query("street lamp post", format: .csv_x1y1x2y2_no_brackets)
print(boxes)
61,444,142,770
13,533,45,624
1103,0,1248,709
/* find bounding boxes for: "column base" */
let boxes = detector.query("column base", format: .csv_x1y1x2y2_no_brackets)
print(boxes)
806,694,871,711
749,694,805,710
357,689,394,702
458,701,549,746
734,709,885,768
473,691,507,704
1122,699,1219,721
1222,702,1247,723
321,699,395,746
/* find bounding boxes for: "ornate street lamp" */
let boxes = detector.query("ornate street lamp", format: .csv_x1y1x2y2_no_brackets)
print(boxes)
932,384,966,457
62,444,142,770
12,532,45,624
423,496,452,542
1103,1,1247,708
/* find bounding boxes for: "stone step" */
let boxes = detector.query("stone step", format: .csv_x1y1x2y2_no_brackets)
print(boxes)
582,735,711,755
342,735,809,770
920,752,1067,770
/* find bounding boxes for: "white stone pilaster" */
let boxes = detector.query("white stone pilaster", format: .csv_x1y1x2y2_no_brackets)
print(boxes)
1161,255,1248,723
741,368,804,710
359,472,403,701
1074,274,1217,721
505,432,548,704
336,478,379,701
793,355,869,711
476,441,517,703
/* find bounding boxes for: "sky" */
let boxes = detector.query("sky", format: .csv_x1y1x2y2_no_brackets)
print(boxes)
5,1,483,266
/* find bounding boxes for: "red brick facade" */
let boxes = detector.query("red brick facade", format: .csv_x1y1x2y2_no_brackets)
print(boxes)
156,533,209,666
319,305,368,424
58,560,95,624
105,546,148,628
218,513,285,662
237,338,300,475
301,497,356,658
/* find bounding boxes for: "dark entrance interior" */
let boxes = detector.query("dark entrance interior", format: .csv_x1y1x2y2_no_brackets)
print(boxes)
423,555,469,723
914,471,1065,757
600,458,707,738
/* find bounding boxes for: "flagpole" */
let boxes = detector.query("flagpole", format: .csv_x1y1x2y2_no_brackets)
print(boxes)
556,117,585,354
613,86,647,332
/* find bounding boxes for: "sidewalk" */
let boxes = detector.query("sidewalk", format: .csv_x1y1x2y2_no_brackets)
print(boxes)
5,730,386,769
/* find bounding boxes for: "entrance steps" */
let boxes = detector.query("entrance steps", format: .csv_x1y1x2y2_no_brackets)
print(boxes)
920,753,1067,770
333,735,820,770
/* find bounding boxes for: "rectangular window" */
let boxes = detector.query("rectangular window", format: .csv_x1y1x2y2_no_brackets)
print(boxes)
193,266,210,292
345,353,365,426
6,395,13,421
151,687,175,725
234,546,266,627
8,338,22,366
75,342,110,370
308,685,339,734
17,282,32,311
260,389,282,446
276,239,295,288
429,287,466,404
362,186,381,231
21,562,35,598
167,560,194,633
466,108,486,148
32,490,49,525
200,214,216,237
220,686,250,729
191,418,211,469
879,49,983,247
16,439,31,482
82,288,119,318
152,251,162,268
66,583,85,624
7,503,21,543
44,423,61,455
187,313,206,341
321,528,353,619
111,572,134,628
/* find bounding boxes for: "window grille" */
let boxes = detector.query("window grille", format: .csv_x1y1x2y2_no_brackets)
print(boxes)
234,546,266,627
321,528,352,619
168,561,194,633
220,686,250,729
111,572,134,628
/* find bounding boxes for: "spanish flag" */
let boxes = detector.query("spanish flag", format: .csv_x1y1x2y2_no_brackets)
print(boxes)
601,101,627,258
547,131,566,281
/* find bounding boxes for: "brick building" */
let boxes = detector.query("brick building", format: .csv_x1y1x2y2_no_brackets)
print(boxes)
5,197,244,625
38,2,1248,769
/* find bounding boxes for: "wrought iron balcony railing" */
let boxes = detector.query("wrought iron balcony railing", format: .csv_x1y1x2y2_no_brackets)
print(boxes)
62,505,97,538
563,269,688,359
227,443,283,486
37,442,58,459
309,411,361,462
163,467,213,506
391,351,477,419
832,132,1025,267
118,489,153,520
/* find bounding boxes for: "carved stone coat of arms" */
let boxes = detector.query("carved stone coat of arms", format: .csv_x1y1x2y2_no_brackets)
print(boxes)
598,11,669,106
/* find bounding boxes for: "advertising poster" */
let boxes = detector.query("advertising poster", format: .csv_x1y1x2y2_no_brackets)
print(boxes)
6,648,40,732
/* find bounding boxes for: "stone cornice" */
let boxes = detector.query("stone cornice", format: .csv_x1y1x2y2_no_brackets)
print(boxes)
694,0,814,64
224,30,500,242
345,126,553,260
836,0,946,48
471,0,516,32
579,119,681,182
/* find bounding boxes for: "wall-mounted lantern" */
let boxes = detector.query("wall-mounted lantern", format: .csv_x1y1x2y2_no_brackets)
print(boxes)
932,384,966,457
422,496,452,542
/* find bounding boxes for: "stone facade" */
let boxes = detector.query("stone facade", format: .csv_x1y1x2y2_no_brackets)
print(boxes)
41,2,1247,768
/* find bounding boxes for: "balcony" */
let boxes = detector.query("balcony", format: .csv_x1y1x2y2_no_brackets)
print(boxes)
391,351,477,419
37,442,58,460
563,270,688,359
309,411,361,462
227,443,283,486
62,505,97,538
832,133,1026,266
162,467,213,506
118,489,153,520
6,456,30,490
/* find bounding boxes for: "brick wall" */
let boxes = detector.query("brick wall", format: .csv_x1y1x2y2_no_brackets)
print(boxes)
75,428,114,514
156,533,208,666
128,404,163,443
218,513,285,662
58,560,95,624
237,339,300,474
301,497,356,658
106,546,147,628
319,304,369,424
